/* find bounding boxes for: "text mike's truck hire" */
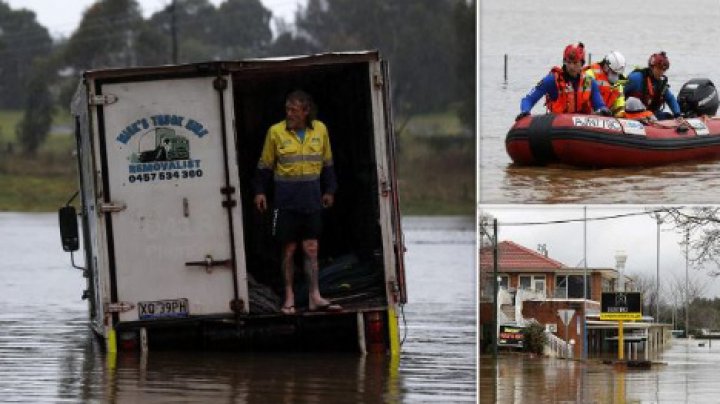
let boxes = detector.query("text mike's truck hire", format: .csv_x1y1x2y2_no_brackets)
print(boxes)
58,51,406,354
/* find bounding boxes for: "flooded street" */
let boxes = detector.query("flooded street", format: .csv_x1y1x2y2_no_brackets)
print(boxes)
480,0,720,204
480,338,720,403
0,213,475,402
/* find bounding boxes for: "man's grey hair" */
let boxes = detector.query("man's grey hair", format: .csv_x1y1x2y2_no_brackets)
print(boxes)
286,89,317,125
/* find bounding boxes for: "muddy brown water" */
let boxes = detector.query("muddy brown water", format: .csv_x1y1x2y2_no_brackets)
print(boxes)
480,338,720,403
0,213,475,402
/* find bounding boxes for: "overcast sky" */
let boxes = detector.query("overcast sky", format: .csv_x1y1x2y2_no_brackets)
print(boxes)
480,205,720,298
5,0,307,38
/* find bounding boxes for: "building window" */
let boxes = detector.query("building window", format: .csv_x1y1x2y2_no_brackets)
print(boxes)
555,276,568,298
519,275,545,296
498,275,509,289
555,275,592,299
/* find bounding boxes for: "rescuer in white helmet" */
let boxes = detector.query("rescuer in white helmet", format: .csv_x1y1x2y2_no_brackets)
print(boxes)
583,50,627,117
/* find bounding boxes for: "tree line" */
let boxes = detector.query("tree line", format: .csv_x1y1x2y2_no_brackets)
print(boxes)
630,207,720,335
0,0,476,155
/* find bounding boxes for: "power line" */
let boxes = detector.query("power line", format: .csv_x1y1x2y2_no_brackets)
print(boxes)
492,208,678,227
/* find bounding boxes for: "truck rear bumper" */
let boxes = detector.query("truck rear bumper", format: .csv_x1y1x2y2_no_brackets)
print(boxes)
109,308,393,353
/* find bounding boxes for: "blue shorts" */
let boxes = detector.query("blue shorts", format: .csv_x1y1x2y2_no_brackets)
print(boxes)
272,209,322,244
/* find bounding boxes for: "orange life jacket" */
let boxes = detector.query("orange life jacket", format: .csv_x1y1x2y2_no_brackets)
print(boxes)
624,109,654,120
584,63,621,112
546,66,593,114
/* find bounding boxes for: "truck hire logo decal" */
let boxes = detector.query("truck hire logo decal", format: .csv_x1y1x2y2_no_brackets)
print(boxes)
116,114,207,184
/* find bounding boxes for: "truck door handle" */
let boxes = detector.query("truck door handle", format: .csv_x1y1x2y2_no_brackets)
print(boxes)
185,255,231,273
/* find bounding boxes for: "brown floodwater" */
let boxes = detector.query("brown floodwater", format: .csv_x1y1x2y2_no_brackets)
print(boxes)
0,213,476,402
484,161,720,204
480,338,720,403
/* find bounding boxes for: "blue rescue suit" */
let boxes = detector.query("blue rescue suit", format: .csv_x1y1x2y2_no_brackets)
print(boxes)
624,70,681,119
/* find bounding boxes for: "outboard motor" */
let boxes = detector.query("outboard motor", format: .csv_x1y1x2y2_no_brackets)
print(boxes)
677,78,719,117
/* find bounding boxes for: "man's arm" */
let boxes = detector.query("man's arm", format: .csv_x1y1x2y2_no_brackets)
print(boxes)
664,88,682,116
589,79,608,111
252,129,276,212
520,74,556,114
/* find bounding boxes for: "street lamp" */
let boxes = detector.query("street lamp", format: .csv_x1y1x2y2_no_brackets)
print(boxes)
615,250,628,291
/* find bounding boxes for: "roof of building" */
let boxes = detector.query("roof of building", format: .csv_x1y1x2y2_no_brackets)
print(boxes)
479,240,566,272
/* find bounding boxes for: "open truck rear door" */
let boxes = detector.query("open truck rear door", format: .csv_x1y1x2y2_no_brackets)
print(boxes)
382,60,407,304
91,74,248,327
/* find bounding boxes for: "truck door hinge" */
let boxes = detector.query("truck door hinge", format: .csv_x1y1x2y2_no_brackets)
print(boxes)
106,301,135,313
89,94,118,106
230,299,245,313
98,202,127,213
380,180,391,197
221,186,237,208
220,186,236,195
373,72,384,88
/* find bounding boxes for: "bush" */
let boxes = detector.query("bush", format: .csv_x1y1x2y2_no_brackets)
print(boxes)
523,321,547,355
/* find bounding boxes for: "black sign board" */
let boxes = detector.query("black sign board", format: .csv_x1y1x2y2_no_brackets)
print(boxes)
498,325,525,348
601,292,642,320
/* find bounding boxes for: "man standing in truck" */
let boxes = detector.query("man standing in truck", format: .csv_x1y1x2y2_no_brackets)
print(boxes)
253,90,341,315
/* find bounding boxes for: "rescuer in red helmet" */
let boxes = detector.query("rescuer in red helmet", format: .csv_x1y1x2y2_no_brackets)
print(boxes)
517,42,609,121
624,51,681,120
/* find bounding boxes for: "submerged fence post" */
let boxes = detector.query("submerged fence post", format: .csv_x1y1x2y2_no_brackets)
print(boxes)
504,54,508,83
588,53,592,65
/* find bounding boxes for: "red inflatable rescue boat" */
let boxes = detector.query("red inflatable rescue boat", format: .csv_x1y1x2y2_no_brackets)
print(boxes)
507,78,720,167
506,114,720,167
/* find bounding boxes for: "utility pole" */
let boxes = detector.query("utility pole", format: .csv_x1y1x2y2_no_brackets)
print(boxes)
492,218,498,360
171,0,178,64
656,214,663,324
685,229,690,336
583,206,588,360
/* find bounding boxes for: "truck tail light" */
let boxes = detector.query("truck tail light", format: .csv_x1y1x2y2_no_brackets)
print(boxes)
365,311,387,354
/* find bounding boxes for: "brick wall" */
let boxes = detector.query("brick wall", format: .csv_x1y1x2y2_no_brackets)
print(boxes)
522,300,600,357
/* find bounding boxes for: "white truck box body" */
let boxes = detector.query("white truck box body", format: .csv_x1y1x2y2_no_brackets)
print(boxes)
69,51,406,352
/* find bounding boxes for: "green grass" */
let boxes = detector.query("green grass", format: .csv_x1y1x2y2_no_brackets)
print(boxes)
397,137,475,215
397,108,468,138
0,173,77,212
395,109,475,215
0,109,78,211
0,109,74,147
0,110,23,143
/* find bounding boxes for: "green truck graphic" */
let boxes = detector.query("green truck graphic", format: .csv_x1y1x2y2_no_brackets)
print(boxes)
133,127,190,162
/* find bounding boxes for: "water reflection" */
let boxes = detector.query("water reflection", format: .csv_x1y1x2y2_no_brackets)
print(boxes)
498,161,720,204
102,350,401,402
480,338,720,403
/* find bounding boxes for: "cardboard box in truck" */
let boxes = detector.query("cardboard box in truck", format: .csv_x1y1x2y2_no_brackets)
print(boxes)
58,51,406,354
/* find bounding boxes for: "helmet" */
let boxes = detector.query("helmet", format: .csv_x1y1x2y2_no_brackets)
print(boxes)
648,51,670,70
563,42,585,64
603,51,626,75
